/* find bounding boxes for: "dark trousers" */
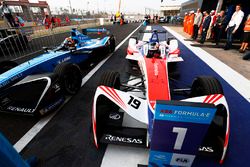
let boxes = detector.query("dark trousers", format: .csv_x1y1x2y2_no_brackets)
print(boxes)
4,13,16,27
200,28,208,44
192,24,199,40
225,25,236,48
214,25,223,44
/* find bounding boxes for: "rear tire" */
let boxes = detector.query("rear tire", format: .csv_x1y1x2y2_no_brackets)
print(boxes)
190,76,223,97
54,62,82,95
0,61,18,74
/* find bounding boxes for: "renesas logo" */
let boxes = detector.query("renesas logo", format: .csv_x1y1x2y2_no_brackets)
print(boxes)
104,134,143,144
7,106,34,113
175,157,190,164
199,146,214,152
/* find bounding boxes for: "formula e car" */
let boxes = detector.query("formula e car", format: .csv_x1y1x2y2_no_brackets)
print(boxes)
127,29,182,63
92,30,229,164
0,28,115,116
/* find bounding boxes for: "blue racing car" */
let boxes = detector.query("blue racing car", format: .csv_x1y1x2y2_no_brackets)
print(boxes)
0,28,115,116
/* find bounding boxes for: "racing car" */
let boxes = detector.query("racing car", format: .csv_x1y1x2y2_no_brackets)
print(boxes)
0,28,115,116
92,29,229,164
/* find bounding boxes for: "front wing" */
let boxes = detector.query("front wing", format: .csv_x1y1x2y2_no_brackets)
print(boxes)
92,86,230,164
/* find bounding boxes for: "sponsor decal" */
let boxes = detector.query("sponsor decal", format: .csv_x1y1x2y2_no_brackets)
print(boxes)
109,113,121,120
0,97,11,106
154,154,168,161
58,57,71,64
175,157,190,164
53,84,61,93
44,98,64,113
159,110,211,118
199,146,214,152
0,73,23,89
154,63,159,76
160,109,173,114
104,134,143,144
7,106,34,113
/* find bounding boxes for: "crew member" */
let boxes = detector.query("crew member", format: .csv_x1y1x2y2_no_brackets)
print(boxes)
0,1,16,27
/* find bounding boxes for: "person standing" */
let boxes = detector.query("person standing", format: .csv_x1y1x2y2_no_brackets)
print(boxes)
214,10,226,45
239,14,250,53
192,8,203,40
43,14,51,29
206,10,216,39
224,4,244,50
183,12,188,32
15,13,25,27
0,1,16,27
199,11,211,44
188,11,195,36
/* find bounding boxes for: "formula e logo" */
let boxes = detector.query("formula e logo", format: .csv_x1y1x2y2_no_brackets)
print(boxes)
109,113,121,120
175,158,189,164
199,146,214,152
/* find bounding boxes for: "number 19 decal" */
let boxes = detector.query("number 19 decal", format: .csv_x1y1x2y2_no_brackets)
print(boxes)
128,96,141,109
172,127,187,150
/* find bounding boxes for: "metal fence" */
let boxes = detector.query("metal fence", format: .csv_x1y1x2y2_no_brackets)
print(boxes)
0,18,109,62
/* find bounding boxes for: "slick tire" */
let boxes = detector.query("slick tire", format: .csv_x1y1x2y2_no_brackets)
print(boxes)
0,61,18,74
54,62,82,95
95,71,121,147
109,34,116,53
190,76,223,97
99,71,120,89
98,71,121,111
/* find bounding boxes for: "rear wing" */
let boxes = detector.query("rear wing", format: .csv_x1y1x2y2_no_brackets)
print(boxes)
82,28,109,35
139,30,167,34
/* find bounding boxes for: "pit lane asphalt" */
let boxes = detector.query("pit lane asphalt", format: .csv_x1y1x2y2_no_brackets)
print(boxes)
0,23,141,166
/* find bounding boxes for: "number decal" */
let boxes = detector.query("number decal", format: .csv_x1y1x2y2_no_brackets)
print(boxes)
128,96,141,109
172,127,187,150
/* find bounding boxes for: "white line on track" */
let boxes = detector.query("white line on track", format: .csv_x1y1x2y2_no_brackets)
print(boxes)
163,26,250,103
14,24,142,153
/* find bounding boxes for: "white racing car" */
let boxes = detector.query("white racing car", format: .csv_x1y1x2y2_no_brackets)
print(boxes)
91,29,230,164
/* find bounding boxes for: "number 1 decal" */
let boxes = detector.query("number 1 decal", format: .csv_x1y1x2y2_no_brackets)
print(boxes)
128,96,141,109
172,127,187,150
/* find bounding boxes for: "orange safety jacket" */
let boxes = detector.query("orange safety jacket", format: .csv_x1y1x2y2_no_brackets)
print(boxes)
183,15,188,32
244,18,250,31
188,14,195,35
185,15,190,33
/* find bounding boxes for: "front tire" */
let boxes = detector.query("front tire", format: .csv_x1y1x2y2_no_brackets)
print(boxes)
54,62,82,95
190,76,223,97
